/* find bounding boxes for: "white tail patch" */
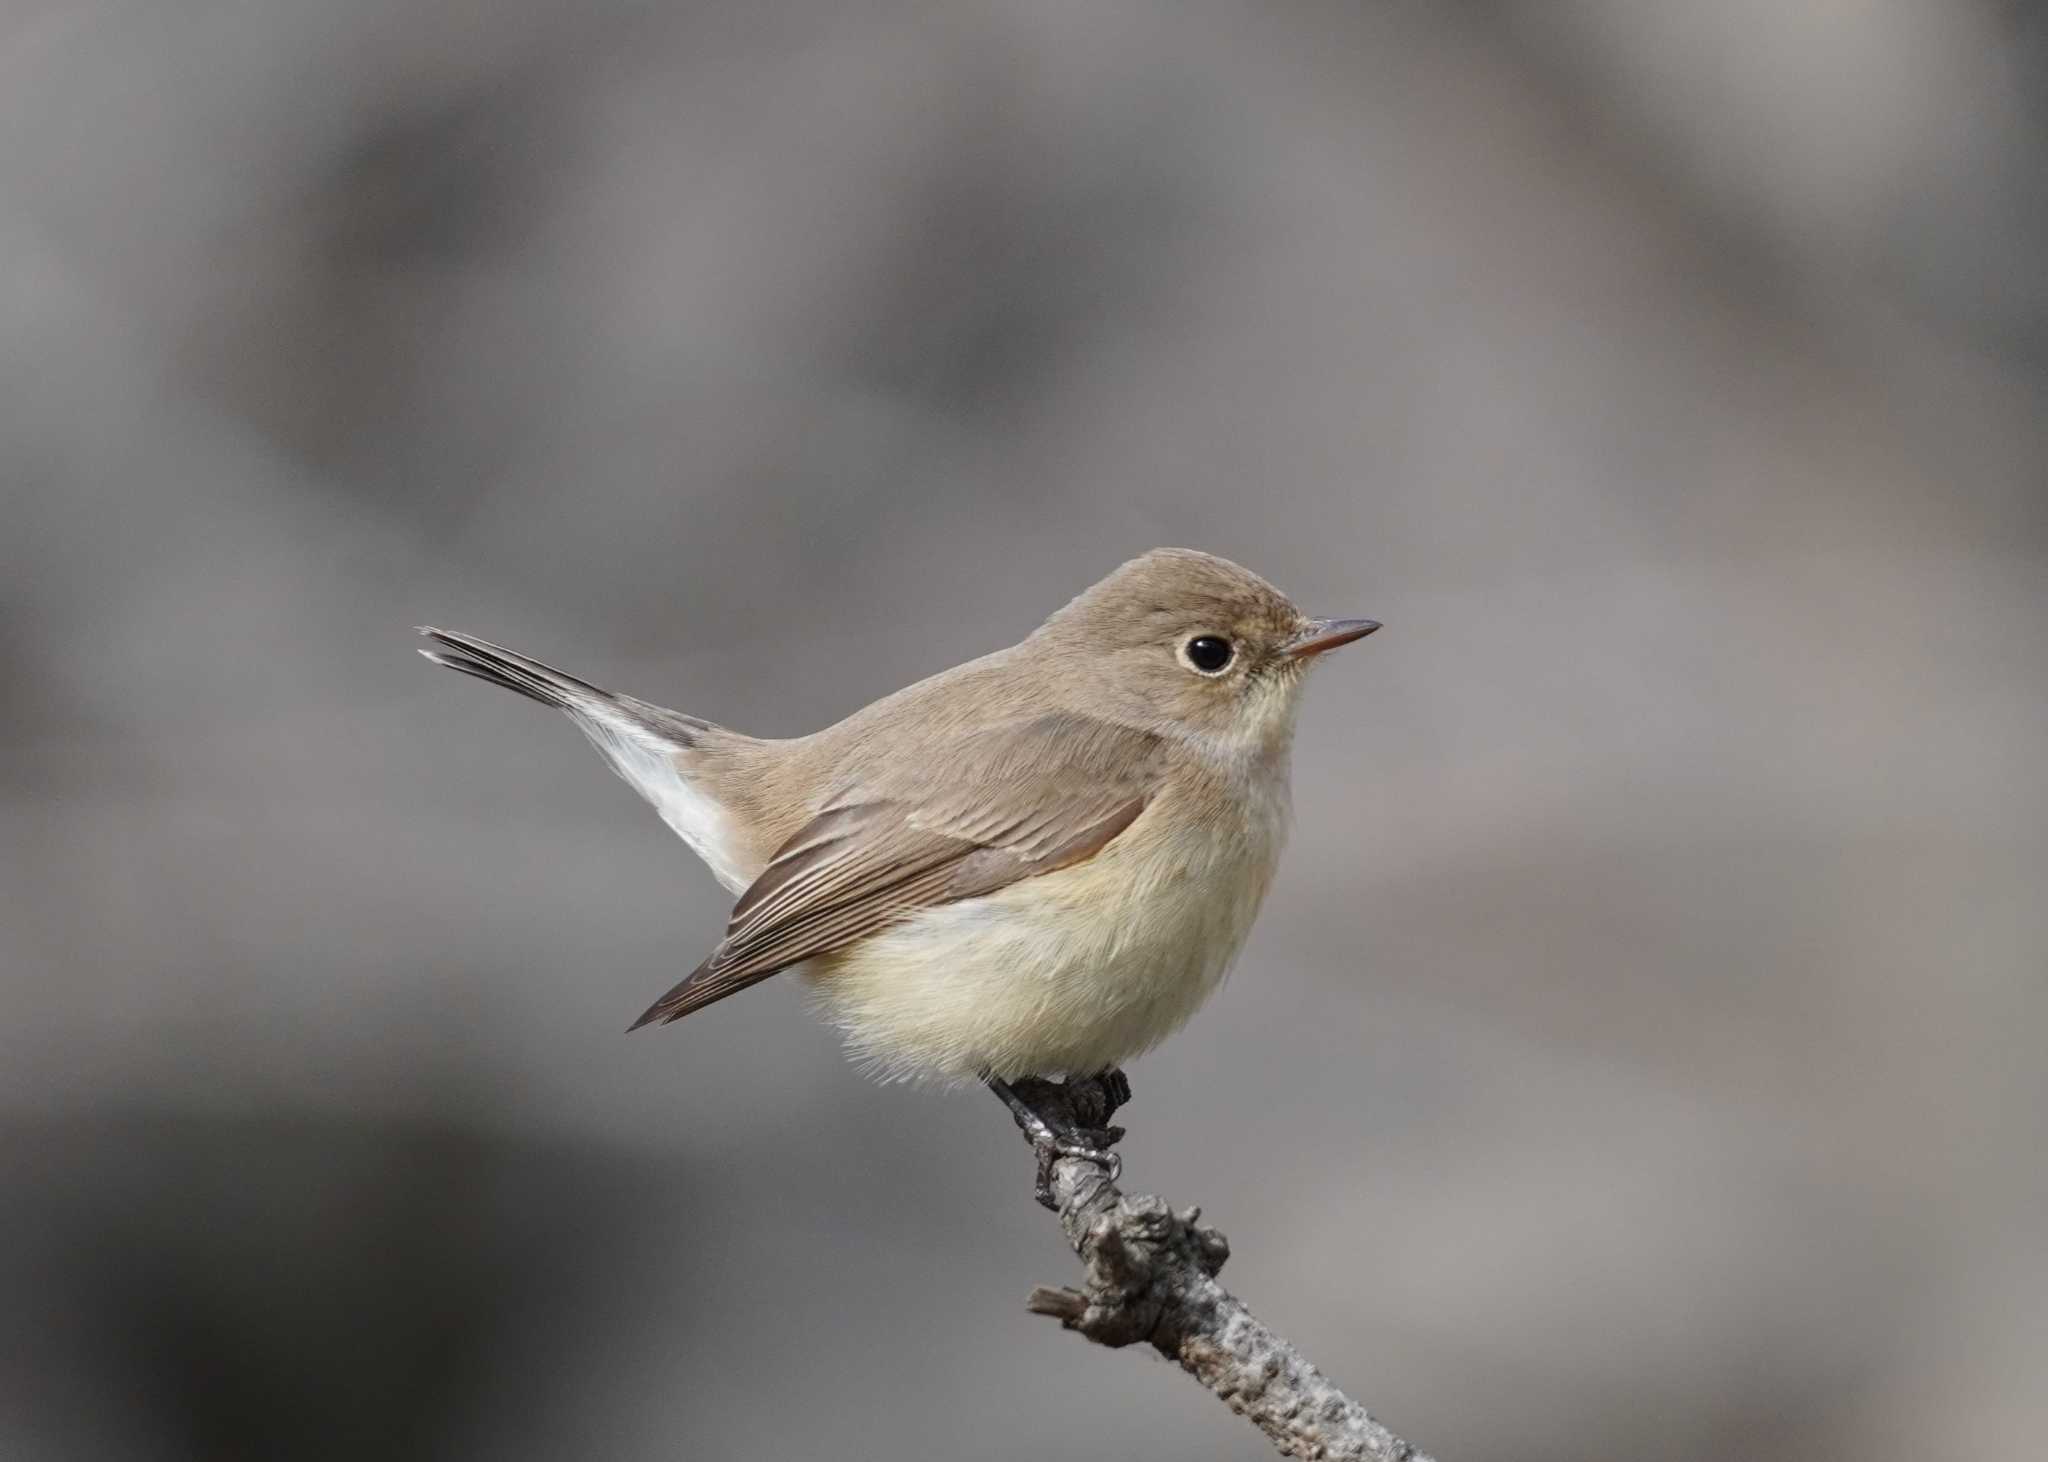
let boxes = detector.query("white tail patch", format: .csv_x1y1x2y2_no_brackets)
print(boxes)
570,711,748,893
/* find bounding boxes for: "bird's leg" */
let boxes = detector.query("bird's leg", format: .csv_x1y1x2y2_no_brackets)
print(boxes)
987,1072,1128,1209
1097,1067,1132,1113
987,1076,1061,1146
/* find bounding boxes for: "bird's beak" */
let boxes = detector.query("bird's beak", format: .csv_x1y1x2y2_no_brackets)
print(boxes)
1283,617,1381,659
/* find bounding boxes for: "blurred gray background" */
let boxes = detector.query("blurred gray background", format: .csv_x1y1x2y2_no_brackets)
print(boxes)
2,3,2044,1459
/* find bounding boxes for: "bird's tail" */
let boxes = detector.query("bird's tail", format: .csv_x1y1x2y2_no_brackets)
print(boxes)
416,627,712,748
417,627,761,889
419,626,601,707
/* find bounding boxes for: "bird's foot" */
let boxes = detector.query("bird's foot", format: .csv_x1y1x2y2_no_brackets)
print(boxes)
988,1072,1130,1210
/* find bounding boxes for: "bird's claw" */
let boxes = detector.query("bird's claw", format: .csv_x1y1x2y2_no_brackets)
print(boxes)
1031,1128,1122,1208
988,1072,1132,1209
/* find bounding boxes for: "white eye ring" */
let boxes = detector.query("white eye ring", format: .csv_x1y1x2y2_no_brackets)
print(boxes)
1178,635,1235,676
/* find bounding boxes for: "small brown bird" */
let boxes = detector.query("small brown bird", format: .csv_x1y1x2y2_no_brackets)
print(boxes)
419,548,1375,1115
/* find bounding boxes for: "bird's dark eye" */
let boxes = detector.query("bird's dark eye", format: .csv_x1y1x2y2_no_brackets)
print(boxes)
1181,635,1234,674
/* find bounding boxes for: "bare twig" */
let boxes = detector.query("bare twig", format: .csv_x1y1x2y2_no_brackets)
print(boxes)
1001,1074,1434,1462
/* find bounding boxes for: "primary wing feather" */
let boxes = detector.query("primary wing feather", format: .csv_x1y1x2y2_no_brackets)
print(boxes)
629,714,1165,1028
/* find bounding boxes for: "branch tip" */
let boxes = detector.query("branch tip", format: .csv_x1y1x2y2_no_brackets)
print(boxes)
1026,1285,1089,1321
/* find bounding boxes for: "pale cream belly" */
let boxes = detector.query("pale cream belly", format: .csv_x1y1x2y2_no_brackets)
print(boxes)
803,809,1282,1082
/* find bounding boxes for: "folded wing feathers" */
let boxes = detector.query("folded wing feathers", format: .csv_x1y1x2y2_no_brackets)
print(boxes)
629,852,977,1028
628,786,1150,1030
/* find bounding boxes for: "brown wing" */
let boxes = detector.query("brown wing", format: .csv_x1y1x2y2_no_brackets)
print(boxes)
628,713,1165,1028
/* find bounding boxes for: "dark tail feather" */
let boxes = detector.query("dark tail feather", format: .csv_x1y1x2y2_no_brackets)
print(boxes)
416,627,610,710
416,626,713,748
